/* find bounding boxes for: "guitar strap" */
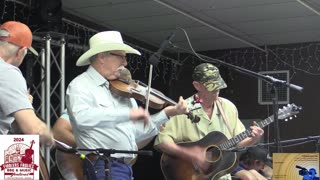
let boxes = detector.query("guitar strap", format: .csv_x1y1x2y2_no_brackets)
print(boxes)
216,98,234,136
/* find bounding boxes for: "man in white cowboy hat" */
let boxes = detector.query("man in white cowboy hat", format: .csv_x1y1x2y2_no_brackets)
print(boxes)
66,31,189,180
0,21,53,146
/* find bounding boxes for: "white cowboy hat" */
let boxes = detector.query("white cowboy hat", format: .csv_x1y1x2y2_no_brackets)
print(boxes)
76,31,141,66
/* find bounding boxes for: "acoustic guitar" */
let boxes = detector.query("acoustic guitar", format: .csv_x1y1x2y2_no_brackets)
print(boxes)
160,104,301,180
55,149,84,180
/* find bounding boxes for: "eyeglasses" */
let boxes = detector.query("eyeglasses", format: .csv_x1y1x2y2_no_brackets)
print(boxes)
109,52,127,61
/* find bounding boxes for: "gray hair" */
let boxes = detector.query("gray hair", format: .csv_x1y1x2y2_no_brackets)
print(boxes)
0,29,10,37
89,51,109,64
0,29,20,56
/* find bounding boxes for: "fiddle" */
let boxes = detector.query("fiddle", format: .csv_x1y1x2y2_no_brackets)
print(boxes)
109,68,201,123
109,78,168,109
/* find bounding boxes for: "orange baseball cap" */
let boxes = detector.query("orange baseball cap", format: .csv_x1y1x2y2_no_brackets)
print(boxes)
0,21,38,56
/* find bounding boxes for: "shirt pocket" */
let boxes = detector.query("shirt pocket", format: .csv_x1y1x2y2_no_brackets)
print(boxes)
97,100,114,108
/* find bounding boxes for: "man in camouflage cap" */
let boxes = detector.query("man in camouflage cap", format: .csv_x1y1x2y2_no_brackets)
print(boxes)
192,63,227,91
155,62,264,180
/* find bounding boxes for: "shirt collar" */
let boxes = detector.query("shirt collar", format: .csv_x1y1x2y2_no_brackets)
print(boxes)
186,95,221,117
86,65,108,86
213,100,221,115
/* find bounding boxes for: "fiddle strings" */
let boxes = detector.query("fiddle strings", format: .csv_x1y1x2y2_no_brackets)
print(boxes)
135,80,177,106
119,69,196,110
115,68,200,123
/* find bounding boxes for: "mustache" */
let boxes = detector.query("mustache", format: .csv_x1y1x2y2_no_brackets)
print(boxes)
116,66,132,80
116,66,125,72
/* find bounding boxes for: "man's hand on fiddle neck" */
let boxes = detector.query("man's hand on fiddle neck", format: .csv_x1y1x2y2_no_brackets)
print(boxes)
163,96,188,117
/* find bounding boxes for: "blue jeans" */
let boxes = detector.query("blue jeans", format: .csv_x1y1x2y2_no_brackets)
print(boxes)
83,158,133,180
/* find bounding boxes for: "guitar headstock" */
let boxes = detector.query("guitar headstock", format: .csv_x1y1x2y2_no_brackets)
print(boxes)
278,103,302,121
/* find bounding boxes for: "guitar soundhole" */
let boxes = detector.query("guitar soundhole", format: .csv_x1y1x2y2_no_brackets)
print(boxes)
205,145,221,163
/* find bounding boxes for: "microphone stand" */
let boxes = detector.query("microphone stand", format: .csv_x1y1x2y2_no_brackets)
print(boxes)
75,148,153,157
55,140,153,180
169,42,303,153
79,148,153,180
145,32,175,115
271,85,281,152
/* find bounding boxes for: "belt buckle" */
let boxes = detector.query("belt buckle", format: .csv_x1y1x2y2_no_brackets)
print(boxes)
111,157,124,163
87,153,99,161
124,157,136,165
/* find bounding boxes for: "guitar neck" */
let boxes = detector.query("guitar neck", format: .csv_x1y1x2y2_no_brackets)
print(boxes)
219,115,274,150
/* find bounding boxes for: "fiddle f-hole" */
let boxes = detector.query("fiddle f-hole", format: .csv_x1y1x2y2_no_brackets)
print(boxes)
205,145,221,163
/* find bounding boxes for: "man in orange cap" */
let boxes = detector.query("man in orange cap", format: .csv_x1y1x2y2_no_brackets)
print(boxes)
0,21,53,146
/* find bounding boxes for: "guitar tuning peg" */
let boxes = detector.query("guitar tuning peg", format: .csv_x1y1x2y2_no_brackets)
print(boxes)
294,115,297,118
289,117,293,120
285,119,288,122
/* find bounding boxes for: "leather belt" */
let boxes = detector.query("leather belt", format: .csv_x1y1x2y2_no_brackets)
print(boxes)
109,157,126,164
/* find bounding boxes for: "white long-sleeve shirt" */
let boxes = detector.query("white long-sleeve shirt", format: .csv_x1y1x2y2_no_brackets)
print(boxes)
66,66,168,159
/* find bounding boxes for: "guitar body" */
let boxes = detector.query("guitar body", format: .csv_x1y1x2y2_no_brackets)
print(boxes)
161,131,238,180
161,103,302,180
55,149,84,180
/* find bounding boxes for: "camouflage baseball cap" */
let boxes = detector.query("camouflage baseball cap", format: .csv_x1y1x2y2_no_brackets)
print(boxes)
192,63,227,91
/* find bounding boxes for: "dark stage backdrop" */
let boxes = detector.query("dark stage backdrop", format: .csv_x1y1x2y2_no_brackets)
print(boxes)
2,2,319,179
19,39,320,180
17,28,320,180
131,43,320,180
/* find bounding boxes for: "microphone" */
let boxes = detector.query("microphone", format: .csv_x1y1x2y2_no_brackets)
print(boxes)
136,150,153,157
265,75,303,92
54,139,78,153
149,31,176,66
